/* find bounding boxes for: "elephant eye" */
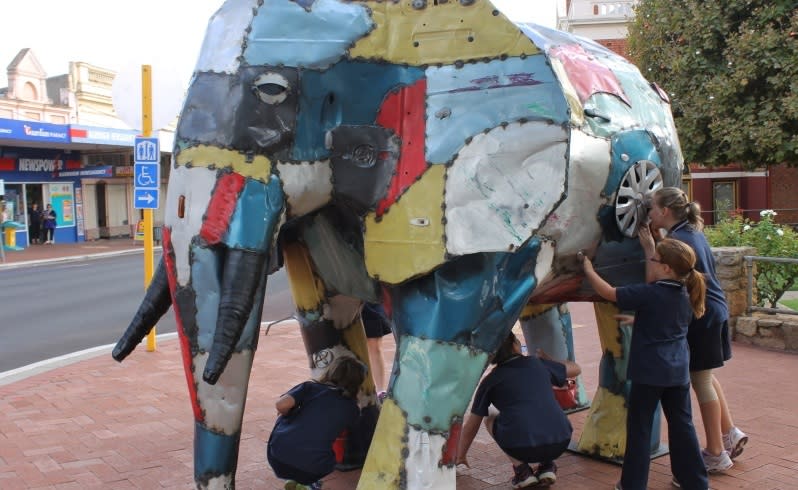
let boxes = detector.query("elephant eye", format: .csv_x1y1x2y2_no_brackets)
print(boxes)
253,72,290,104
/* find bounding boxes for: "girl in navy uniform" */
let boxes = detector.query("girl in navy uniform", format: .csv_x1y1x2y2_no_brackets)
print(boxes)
582,237,709,490
456,332,581,488
648,187,746,472
267,356,367,490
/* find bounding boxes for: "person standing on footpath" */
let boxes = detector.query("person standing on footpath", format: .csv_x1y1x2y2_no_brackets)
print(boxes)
28,203,42,244
42,203,57,244
646,187,747,473
582,237,709,490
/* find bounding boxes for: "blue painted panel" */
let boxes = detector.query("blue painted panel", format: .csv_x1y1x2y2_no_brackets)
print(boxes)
390,238,542,352
603,130,662,196
425,56,568,163
293,62,424,161
225,176,284,251
194,422,240,481
190,246,221,352
244,0,372,69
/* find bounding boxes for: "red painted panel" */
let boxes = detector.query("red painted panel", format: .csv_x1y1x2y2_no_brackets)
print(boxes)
0,157,14,170
200,172,246,244
162,227,204,422
440,421,462,465
549,44,630,106
375,79,428,217
65,159,81,169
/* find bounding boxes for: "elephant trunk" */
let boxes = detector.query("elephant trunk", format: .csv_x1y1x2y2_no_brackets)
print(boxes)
202,248,268,384
112,258,172,361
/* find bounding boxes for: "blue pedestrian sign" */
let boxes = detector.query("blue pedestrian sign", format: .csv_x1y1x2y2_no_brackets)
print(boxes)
134,137,159,163
133,136,161,209
134,189,159,209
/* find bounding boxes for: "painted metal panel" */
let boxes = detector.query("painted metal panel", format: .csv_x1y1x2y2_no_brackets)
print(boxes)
375,79,428,216
193,350,254,434
276,160,333,218
425,55,569,163
225,176,285,251
194,0,258,74
293,62,424,161
445,121,567,256
548,44,630,107
244,0,373,69
176,146,274,182
364,165,445,285
537,129,611,255
349,1,539,65
164,166,217,285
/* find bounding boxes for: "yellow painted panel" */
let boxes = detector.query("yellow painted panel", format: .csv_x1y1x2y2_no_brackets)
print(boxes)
282,242,326,311
520,303,556,319
576,387,627,458
350,0,539,65
342,317,377,396
176,145,273,182
358,399,406,490
364,165,446,284
593,302,624,359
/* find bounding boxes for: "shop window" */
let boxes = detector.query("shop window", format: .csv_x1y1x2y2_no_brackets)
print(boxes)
712,181,737,223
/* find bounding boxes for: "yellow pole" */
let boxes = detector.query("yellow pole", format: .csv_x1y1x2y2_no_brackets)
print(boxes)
142,65,157,352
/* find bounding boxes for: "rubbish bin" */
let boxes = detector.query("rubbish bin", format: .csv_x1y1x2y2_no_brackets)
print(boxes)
153,225,163,244
1,221,26,251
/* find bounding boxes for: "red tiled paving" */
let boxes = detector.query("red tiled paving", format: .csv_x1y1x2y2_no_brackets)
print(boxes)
1,297,797,488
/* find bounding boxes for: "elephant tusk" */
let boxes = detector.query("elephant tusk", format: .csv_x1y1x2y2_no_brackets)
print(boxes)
202,248,268,385
112,259,172,362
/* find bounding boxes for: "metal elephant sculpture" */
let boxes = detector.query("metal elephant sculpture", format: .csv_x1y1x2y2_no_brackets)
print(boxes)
112,0,683,488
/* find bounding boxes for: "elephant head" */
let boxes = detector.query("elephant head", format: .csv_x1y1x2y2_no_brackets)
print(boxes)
113,1,684,488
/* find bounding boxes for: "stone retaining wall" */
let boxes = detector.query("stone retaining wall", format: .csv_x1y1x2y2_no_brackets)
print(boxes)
713,246,798,353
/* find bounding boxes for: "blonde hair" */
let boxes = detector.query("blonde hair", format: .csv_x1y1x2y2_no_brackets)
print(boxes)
654,187,704,231
657,238,706,318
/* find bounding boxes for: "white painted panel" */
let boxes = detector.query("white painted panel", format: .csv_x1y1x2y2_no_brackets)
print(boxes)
445,121,568,255
165,166,216,285
193,351,253,435
538,129,611,255
405,428,456,489
194,0,258,74
276,160,333,218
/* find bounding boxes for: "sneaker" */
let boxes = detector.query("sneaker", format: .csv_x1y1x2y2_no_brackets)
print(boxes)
672,477,681,487
511,463,538,488
377,390,387,402
284,482,322,490
535,461,557,486
702,448,733,473
614,481,623,490
723,427,748,459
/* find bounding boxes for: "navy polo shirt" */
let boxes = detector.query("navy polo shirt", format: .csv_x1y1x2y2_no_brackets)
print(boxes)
471,356,572,449
616,280,691,386
669,220,729,326
268,381,359,475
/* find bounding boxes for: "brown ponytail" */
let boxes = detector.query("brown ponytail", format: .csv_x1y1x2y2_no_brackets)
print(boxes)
656,239,706,318
654,187,704,231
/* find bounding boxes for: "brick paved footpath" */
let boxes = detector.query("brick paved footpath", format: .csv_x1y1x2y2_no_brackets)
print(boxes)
1,253,797,489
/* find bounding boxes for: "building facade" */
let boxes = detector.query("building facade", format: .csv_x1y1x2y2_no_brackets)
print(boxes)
1,49,168,246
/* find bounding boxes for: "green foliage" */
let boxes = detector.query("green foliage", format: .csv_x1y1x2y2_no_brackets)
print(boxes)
705,210,798,307
628,1,798,168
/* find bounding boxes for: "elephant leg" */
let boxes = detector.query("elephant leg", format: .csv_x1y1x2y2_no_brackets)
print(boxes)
358,239,555,489
281,240,379,469
519,303,590,412
575,302,666,461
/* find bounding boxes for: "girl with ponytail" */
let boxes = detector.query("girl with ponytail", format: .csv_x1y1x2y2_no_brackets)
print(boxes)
581,237,709,490
648,187,747,475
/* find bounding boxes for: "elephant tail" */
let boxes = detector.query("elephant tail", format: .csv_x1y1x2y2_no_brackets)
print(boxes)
112,258,173,362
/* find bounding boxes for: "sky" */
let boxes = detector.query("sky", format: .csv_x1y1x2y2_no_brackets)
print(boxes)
2,0,557,85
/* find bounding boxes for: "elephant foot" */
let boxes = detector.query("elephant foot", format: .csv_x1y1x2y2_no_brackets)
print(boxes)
358,335,489,489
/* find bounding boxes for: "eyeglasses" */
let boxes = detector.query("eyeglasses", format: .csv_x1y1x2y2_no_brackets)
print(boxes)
649,257,663,264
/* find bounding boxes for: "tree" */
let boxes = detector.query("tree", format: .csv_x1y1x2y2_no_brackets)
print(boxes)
628,1,798,168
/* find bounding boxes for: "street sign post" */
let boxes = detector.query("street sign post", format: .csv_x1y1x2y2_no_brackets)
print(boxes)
133,137,160,210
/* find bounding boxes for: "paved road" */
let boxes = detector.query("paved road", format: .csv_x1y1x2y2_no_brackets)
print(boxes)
0,254,294,372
